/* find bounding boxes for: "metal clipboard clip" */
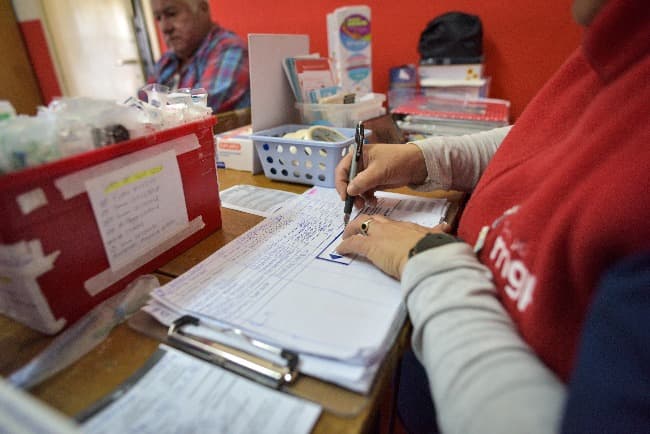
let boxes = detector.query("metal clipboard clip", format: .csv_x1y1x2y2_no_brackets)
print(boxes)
167,315,299,389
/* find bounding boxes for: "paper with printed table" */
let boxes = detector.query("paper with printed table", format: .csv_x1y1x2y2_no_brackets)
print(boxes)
143,186,449,393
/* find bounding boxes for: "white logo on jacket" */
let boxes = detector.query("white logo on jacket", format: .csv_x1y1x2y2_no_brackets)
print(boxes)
489,235,536,311
486,205,536,312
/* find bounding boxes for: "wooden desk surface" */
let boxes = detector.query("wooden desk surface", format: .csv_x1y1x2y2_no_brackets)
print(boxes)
1,168,463,433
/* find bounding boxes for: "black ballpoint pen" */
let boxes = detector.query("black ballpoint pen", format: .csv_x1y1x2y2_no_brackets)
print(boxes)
344,121,364,226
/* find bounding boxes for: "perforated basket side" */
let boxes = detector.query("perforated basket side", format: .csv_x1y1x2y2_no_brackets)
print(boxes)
250,124,367,187
254,139,350,187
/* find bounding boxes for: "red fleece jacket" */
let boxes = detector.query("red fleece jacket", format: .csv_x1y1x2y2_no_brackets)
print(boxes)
457,0,650,381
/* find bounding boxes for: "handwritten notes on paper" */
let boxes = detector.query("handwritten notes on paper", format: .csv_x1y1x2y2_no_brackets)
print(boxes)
86,151,188,271
317,191,451,265
149,187,449,363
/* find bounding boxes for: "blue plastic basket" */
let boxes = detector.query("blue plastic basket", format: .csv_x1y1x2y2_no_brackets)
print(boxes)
250,124,369,187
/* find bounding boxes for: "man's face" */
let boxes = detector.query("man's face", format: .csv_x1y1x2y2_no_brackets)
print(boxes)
152,0,207,60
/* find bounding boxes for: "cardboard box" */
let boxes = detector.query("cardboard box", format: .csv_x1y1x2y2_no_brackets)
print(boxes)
0,118,222,334
213,107,251,134
215,125,262,173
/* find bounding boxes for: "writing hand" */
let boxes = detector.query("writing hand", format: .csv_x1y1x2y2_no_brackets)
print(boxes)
334,143,429,210
337,214,451,279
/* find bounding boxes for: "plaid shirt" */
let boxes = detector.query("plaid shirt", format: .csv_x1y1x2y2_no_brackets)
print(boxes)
148,26,250,113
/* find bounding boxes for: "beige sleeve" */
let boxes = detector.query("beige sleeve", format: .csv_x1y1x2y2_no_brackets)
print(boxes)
409,126,512,192
402,242,566,434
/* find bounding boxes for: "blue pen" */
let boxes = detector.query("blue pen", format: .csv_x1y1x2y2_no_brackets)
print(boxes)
343,121,364,226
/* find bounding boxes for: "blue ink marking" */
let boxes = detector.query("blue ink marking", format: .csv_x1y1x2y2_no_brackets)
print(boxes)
316,230,354,265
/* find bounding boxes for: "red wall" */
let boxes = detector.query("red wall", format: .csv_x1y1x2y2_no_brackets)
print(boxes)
19,19,62,105
211,0,583,120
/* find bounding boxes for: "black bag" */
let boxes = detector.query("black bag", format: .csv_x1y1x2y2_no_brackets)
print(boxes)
418,11,483,64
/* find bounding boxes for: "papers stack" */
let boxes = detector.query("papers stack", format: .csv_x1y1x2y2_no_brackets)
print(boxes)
392,93,510,139
143,187,449,393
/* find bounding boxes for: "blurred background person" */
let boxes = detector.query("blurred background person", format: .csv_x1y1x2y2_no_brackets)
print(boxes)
148,0,250,113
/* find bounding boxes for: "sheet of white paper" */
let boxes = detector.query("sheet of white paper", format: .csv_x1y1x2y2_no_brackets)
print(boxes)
85,150,188,271
249,34,308,131
150,187,448,364
142,300,401,393
0,378,81,434
82,345,321,434
219,184,299,217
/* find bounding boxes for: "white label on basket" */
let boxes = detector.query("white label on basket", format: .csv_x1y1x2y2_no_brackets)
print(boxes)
0,240,65,334
54,133,200,200
85,150,189,272
16,188,48,215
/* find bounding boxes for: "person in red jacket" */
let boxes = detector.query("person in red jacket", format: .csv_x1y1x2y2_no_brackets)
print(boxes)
335,0,649,432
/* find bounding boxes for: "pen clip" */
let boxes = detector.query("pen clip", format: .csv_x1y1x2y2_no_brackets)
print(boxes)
344,121,365,226
168,315,299,389
354,121,364,163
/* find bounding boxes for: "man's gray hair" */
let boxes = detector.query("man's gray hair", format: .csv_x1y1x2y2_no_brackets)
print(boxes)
181,0,209,13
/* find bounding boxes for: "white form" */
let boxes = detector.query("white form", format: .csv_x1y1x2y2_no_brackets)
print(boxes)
150,187,448,364
82,345,321,434
219,184,299,217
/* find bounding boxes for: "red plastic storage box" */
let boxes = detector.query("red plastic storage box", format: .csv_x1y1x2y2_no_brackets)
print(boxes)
0,117,221,334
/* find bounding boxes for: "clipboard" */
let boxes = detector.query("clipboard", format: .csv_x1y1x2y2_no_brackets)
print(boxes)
126,190,465,417
128,310,378,417
167,315,298,389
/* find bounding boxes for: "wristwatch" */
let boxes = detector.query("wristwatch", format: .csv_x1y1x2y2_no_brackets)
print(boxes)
408,233,460,258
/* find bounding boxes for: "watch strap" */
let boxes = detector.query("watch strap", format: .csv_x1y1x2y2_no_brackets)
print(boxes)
408,232,459,258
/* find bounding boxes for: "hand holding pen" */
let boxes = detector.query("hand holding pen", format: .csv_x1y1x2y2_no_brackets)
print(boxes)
343,121,364,226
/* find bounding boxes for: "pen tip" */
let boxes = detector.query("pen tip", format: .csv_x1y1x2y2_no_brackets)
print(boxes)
343,214,350,226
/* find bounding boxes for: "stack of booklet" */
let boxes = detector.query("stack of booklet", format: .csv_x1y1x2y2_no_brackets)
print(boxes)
392,93,510,139
141,186,450,394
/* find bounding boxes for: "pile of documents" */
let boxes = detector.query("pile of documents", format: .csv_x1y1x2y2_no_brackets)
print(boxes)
392,92,510,139
142,187,450,393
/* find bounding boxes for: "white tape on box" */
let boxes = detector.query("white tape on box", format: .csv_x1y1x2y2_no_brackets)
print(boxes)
16,188,48,215
54,133,200,200
0,240,65,334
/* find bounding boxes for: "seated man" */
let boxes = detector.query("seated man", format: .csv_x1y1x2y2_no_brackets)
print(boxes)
148,0,250,113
